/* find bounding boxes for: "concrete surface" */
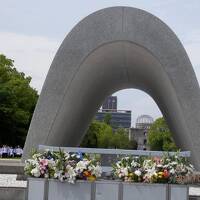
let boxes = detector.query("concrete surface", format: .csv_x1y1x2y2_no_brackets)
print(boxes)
0,187,26,200
23,7,200,170
0,159,24,174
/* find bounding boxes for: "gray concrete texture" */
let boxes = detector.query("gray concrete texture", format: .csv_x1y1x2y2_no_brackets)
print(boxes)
23,7,200,169
0,159,24,174
0,187,26,200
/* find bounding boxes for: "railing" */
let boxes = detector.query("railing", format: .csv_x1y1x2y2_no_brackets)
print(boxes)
38,145,191,157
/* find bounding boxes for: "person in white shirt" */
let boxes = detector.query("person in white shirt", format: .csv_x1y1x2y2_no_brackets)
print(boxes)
0,147,2,158
15,146,23,157
8,147,14,158
2,145,8,158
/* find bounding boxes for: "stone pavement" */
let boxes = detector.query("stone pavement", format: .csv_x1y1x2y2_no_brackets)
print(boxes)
0,174,26,187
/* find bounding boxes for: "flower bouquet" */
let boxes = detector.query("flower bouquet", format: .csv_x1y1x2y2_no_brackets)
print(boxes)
24,149,102,184
112,152,194,184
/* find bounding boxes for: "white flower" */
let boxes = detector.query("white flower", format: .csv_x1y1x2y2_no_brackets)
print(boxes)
157,164,163,168
48,159,56,167
44,174,49,178
171,161,178,166
131,160,139,168
32,153,42,160
170,168,175,174
65,165,76,184
67,166,76,177
116,162,121,168
76,161,87,172
54,170,62,179
91,165,102,177
143,160,155,170
31,167,41,177
118,173,123,178
121,167,129,176
145,166,157,179
134,170,141,176
64,152,70,160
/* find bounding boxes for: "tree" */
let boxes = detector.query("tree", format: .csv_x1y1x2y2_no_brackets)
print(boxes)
80,120,103,148
0,54,38,146
147,117,177,151
97,123,113,148
103,113,112,125
111,128,137,149
81,120,113,148
81,120,137,149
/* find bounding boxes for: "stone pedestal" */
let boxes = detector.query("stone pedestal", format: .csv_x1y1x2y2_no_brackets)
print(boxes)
27,178,189,200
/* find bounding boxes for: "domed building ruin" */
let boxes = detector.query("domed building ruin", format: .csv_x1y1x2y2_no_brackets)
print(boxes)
129,115,154,150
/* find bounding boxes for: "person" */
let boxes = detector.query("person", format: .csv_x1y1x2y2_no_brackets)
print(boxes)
15,146,23,157
8,146,14,158
0,147,2,158
2,145,8,158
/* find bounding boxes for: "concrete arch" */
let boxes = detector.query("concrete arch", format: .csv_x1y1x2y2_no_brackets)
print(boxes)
23,7,200,169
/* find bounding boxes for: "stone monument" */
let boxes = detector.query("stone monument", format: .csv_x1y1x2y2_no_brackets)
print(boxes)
23,7,200,170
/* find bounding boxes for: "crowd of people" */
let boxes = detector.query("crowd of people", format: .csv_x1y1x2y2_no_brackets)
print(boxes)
0,145,23,158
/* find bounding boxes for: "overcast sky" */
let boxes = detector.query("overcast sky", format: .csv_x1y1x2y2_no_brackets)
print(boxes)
0,0,200,126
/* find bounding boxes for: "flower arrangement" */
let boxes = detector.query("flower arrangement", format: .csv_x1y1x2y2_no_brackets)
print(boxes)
112,153,194,184
25,150,194,185
24,149,102,184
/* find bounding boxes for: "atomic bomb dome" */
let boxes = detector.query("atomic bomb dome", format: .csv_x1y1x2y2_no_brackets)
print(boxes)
136,115,154,129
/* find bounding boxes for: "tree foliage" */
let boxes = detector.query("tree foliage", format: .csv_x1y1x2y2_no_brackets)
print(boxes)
0,54,38,146
81,120,137,149
147,117,177,151
103,113,112,125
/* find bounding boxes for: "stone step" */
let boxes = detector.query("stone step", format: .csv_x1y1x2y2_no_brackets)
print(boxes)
0,160,24,174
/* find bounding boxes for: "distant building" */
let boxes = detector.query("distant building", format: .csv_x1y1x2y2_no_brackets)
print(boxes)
102,96,117,111
129,115,154,150
136,115,154,129
95,109,131,128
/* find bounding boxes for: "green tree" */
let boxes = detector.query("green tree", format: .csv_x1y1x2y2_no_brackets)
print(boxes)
97,123,113,148
81,120,103,148
103,113,112,125
147,117,177,151
111,128,137,149
81,120,137,149
0,54,38,146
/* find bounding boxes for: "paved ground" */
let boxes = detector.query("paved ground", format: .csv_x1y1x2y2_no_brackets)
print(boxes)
0,174,26,187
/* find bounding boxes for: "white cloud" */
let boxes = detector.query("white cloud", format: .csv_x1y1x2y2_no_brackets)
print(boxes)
0,32,60,91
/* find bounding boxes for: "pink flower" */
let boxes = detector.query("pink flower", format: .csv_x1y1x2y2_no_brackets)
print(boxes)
40,159,48,166
153,157,162,164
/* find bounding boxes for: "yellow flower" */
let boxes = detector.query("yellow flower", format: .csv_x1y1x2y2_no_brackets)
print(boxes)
157,172,164,179
128,173,133,177
87,176,96,182
158,172,164,176
154,173,158,178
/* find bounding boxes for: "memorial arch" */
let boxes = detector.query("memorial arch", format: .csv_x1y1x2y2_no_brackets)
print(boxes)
23,7,200,169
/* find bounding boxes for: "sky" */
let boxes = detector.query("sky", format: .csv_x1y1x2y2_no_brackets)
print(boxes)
0,0,200,126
